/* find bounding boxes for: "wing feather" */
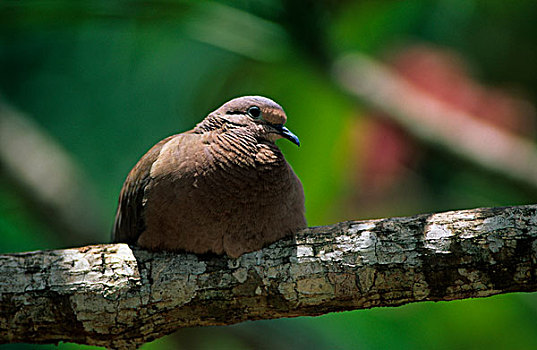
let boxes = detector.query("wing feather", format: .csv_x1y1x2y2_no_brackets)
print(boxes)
112,135,176,243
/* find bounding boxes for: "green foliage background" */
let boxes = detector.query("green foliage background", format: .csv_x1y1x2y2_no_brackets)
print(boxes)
1,1,537,349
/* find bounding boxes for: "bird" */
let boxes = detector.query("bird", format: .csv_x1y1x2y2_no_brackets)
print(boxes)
112,96,306,258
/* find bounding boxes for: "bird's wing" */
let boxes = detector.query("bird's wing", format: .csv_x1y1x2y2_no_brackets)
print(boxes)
112,135,177,244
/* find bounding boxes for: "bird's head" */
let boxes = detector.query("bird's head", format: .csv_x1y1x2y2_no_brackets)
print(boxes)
211,96,300,146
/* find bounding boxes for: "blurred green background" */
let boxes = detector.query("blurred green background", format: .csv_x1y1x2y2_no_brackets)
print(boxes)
2,0,537,349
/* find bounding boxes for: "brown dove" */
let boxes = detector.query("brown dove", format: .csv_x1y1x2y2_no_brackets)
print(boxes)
112,96,306,258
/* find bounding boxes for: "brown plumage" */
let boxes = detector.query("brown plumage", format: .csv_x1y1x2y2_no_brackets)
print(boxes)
112,96,306,258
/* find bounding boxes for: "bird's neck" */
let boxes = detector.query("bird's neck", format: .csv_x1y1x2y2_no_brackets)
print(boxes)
195,115,286,168
211,128,284,168
193,115,225,133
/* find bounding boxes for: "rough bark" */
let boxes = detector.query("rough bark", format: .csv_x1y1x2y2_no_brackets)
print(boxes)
1,204,537,349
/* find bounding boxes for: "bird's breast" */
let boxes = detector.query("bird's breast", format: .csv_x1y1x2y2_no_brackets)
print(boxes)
140,130,305,256
150,132,293,200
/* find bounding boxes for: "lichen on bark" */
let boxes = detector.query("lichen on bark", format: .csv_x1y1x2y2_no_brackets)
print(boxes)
1,204,537,349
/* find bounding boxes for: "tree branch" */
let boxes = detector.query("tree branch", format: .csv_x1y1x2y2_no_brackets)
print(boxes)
0,96,106,243
334,54,537,193
1,204,537,349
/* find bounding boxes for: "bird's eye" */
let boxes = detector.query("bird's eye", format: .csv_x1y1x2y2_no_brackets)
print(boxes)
247,106,262,119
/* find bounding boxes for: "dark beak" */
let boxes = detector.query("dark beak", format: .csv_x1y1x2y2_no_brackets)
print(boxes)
273,124,300,146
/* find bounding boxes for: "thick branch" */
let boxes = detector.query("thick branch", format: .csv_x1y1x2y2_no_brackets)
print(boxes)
2,204,537,349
